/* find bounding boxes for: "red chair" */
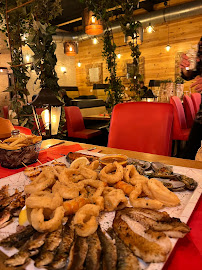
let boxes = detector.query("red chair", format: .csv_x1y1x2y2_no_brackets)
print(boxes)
183,95,195,128
64,106,101,139
170,96,190,141
108,102,174,156
14,126,32,135
191,93,201,114
3,106,9,119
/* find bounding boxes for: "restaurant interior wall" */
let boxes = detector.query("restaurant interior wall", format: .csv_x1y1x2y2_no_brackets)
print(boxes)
75,14,202,98
0,34,77,117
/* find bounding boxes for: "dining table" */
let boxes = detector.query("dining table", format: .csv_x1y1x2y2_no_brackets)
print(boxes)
0,138,202,270
83,114,111,121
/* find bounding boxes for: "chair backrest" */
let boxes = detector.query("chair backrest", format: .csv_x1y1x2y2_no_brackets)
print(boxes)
170,96,187,131
64,106,85,136
3,106,9,119
191,93,201,114
108,102,174,156
183,95,195,128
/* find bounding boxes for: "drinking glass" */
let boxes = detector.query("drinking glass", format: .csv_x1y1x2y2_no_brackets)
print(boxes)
185,45,198,71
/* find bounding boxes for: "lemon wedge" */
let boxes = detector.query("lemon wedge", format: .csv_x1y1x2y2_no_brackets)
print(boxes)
70,157,89,169
19,206,30,226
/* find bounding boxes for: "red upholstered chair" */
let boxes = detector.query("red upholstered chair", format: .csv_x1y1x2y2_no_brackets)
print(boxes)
170,96,190,141
191,93,201,114
3,106,9,119
64,106,101,139
14,126,32,135
108,102,174,156
183,95,195,128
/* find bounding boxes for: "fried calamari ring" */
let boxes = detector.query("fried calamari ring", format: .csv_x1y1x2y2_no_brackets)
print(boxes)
148,178,180,207
123,165,138,183
92,196,104,211
115,181,136,196
104,189,128,211
129,198,163,210
52,181,84,199
52,161,67,174
73,204,100,237
58,168,84,184
80,179,105,200
128,182,143,202
24,168,57,194
142,180,155,199
26,191,63,210
31,206,65,232
99,161,123,184
87,160,100,170
79,166,98,180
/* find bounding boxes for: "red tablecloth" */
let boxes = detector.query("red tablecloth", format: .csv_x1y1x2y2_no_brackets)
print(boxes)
0,144,83,179
0,145,201,269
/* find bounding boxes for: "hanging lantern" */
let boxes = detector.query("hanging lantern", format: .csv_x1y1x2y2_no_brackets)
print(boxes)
124,26,143,45
83,8,103,36
64,41,78,56
30,88,63,137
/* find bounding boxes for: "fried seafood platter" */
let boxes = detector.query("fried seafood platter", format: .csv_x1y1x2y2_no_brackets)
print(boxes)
0,155,199,270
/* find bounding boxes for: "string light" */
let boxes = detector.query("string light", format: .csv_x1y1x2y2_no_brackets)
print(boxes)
146,23,155,33
92,37,98,44
165,44,171,52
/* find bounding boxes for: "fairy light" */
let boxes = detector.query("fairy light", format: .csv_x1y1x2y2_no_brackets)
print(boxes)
117,53,121,59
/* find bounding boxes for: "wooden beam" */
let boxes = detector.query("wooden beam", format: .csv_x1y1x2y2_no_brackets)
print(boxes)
6,0,35,13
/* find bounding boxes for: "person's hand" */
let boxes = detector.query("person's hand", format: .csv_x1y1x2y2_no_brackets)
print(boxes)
180,53,190,69
190,76,202,93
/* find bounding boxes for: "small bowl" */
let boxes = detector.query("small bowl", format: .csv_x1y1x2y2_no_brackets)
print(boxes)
0,141,42,169
99,154,128,167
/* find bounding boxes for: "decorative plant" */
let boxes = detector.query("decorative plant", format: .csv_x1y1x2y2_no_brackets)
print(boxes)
119,0,142,100
81,0,125,111
0,0,65,136
175,76,185,84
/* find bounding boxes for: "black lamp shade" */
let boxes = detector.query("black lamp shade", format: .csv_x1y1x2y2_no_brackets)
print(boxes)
30,88,63,107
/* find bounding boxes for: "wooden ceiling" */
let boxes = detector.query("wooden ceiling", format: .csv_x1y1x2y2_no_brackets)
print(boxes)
52,0,169,32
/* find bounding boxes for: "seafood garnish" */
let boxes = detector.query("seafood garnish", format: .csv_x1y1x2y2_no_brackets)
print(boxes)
35,226,63,268
108,228,140,270
97,226,117,270
51,219,74,269
66,152,98,164
67,235,88,270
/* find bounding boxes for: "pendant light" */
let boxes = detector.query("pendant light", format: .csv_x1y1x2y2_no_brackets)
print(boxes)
83,8,103,36
164,0,171,52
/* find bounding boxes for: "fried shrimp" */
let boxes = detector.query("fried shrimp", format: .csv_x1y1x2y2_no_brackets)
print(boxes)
99,161,124,184
25,191,63,210
31,206,65,232
87,160,100,170
148,178,180,207
63,197,90,215
52,181,84,199
73,204,100,237
115,181,136,196
104,189,128,211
